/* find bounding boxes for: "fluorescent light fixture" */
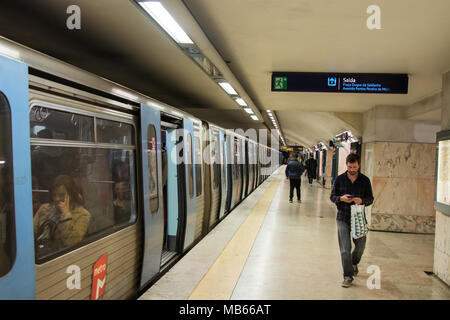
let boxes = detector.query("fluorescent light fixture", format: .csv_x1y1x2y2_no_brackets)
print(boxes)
218,82,238,95
112,88,138,101
235,98,247,106
243,108,254,114
250,115,259,121
139,1,193,44
0,160,5,165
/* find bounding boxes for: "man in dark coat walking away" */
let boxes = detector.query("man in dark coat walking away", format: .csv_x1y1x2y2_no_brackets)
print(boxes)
305,156,317,185
285,154,305,203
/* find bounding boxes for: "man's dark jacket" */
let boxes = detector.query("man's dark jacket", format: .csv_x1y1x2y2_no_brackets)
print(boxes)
285,159,304,179
330,171,374,224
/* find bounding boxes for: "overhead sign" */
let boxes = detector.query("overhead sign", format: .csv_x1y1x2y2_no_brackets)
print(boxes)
272,72,408,94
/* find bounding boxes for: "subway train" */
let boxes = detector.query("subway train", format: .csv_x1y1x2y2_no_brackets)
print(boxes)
0,37,280,299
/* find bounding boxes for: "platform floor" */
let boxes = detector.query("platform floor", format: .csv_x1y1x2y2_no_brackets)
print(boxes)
139,167,450,300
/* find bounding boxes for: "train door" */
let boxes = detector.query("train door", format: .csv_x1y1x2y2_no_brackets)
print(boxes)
160,120,183,265
182,118,196,250
139,104,164,288
0,55,36,299
219,131,228,217
244,141,250,196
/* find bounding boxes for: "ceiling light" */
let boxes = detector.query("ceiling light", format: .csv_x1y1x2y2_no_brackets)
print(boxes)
235,98,247,106
266,110,271,113
243,108,254,114
218,82,238,95
250,115,259,121
139,1,193,44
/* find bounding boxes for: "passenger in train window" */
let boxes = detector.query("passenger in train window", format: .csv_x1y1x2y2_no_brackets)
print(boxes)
34,175,91,257
113,181,132,225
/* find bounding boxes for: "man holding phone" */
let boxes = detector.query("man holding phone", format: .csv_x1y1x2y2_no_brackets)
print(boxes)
330,153,374,288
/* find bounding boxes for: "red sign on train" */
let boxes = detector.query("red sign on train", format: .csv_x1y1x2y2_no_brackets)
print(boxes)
91,253,107,300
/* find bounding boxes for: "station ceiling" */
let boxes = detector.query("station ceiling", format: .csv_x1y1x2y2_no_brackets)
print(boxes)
0,0,449,147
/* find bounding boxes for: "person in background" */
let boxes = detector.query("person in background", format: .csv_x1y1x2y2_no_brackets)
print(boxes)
285,153,305,203
305,155,317,185
113,181,132,224
330,153,374,288
34,175,91,256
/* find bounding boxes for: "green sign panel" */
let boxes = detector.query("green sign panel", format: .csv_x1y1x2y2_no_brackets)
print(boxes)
273,76,287,90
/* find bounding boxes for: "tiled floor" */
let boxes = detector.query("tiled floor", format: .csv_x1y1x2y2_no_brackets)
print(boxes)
139,167,450,300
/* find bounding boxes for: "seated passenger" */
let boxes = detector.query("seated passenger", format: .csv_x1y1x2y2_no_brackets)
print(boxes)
113,181,131,224
34,175,90,257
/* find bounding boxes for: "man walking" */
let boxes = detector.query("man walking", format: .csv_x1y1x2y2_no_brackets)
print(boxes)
330,153,374,288
285,153,305,203
305,156,317,185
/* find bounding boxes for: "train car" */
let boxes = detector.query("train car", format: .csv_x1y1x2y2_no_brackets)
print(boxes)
0,37,280,300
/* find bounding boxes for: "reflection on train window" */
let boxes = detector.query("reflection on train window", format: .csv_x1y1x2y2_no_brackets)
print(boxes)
30,106,94,142
97,119,134,145
147,125,159,213
30,107,137,262
187,133,194,198
194,136,202,197
0,92,16,277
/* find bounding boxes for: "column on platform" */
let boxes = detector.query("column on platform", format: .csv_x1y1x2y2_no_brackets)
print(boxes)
361,105,441,234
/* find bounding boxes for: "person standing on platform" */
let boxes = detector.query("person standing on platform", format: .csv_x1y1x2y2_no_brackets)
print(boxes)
330,153,374,288
285,153,305,203
305,156,317,185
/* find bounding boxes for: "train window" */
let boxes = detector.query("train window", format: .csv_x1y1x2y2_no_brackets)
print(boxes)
97,119,134,145
147,125,159,214
0,92,16,277
31,146,137,262
187,133,194,198
30,104,137,263
30,106,94,142
194,136,202,197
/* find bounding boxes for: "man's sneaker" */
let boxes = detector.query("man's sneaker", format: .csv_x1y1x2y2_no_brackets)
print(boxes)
297,199,301,203
341,277,353,288
353,265,359,276
289,199,293,203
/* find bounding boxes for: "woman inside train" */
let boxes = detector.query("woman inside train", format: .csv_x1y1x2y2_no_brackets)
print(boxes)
33,174,91,257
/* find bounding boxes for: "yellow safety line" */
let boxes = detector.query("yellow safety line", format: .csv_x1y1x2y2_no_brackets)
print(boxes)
189,171,282,300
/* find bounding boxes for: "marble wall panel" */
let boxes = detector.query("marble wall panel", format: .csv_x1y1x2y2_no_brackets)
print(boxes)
369,141,437,233
416,178,437,216
371,177,393,215
416,143,436,178
391,178,418,215
370,214,435,234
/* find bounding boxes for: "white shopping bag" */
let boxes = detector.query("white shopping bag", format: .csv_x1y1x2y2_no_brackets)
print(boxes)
350,204,369,239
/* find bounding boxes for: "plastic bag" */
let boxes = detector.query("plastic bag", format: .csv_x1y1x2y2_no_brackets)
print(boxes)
350,204,369,239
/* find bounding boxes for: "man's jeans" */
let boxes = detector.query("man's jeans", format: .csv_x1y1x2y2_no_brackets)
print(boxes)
337,219,366,278
289,178,301,200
